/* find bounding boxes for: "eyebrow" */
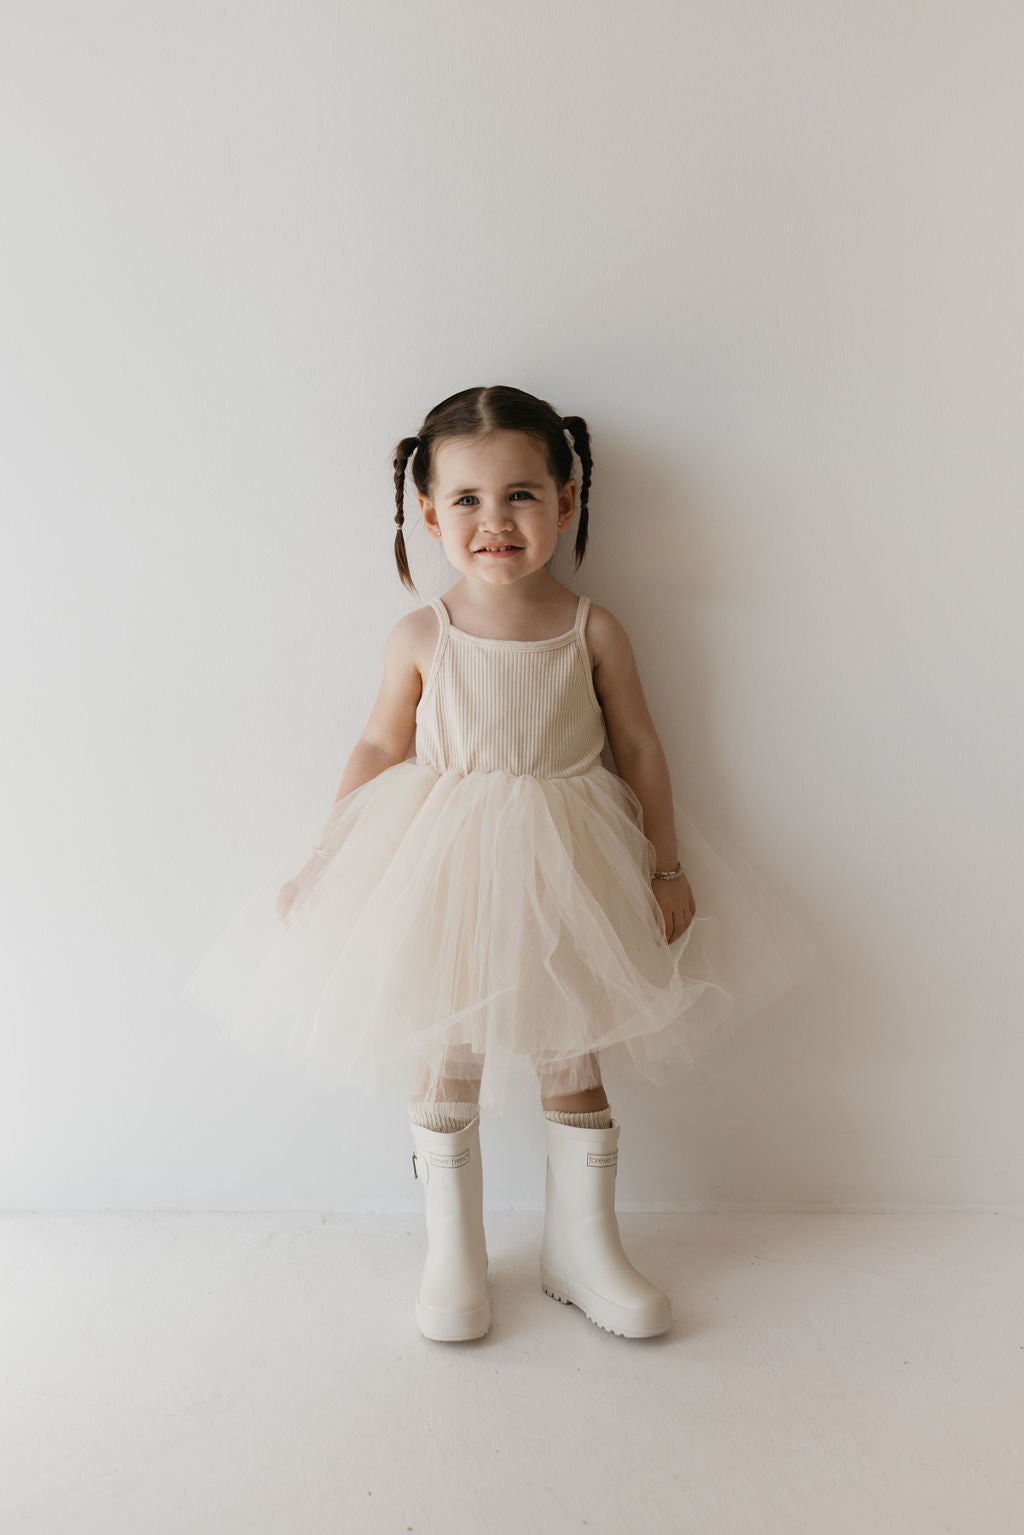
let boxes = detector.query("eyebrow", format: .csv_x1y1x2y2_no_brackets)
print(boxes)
447,481,546,497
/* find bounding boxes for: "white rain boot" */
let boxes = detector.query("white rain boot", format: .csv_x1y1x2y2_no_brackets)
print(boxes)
540,1116,672,1338
410,1112,491,1341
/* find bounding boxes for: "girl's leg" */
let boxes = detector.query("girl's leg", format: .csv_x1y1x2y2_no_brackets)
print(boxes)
411,1067,482,1103
532,1050,610,1114
411,1043,483,1101
409,1044,484,1131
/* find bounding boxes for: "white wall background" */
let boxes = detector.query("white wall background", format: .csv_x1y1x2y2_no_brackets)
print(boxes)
2,1,1021,1213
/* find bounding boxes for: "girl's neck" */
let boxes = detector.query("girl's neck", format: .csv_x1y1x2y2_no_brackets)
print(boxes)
445,574,577,640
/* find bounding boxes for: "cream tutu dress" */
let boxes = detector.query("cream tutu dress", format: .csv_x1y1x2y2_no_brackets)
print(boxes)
181,592,821,1113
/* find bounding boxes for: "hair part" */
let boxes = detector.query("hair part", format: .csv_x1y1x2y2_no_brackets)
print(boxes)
391,385,592,594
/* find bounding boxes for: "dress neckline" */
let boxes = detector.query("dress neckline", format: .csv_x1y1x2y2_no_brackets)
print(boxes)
436,593,585,649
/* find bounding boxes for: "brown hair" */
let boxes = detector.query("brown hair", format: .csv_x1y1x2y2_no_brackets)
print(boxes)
391,385,592,594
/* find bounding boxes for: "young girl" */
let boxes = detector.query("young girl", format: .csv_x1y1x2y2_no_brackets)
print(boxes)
182,384,820,1344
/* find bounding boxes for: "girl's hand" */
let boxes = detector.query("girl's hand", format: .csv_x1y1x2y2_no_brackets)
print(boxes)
276,855,329,924
652,867,696,943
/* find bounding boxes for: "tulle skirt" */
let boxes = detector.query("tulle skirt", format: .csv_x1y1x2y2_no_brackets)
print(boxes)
180,760,822,1114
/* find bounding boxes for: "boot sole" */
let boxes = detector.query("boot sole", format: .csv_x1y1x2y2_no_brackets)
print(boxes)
416,1296,491,1342
540,1262,671,1339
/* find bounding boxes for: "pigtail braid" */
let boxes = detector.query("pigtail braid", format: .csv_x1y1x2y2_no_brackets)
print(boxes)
392,434,421,594
561,415,592,568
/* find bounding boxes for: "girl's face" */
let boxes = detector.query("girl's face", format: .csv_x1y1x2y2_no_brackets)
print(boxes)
418,430,576,585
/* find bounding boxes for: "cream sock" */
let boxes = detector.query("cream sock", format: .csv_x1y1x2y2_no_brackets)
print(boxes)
408,1099,479,1133
544,1106,613,1128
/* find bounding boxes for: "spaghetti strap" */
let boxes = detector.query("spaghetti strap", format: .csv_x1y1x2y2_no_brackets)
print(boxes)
431,595,450,632
574,593,590,633
420,598,450,708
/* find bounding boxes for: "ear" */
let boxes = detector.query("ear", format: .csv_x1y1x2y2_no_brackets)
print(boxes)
557,478,578,524
418,495,442,539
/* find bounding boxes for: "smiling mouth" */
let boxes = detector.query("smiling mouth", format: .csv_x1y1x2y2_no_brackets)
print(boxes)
474,545,522,553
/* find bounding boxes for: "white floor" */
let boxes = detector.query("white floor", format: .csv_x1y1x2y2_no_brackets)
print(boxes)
1,1211,1021,1534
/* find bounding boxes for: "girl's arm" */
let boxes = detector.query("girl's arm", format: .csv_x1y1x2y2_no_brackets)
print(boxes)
323,612,424,815
589,607,678,870
286,614,425,895
588,606,696,941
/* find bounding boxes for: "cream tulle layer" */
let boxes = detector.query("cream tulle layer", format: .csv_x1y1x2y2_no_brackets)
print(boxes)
181,761,822,1113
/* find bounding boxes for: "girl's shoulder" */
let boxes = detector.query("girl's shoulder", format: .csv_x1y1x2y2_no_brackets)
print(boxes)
394,601,444,688
580,599,630,666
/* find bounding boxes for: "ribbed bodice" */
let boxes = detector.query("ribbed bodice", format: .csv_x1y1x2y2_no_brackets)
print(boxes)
414,593,607,778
